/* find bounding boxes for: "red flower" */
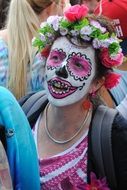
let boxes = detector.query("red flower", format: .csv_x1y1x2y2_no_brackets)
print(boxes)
84,172,110,190
100,48,123,68
41,46,50,58
104,72,121,89
64,5,89,22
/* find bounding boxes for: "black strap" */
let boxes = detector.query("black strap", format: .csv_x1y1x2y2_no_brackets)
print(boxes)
20,90,48,127
91,105,117,189
20,92,117,188
21,91,47,117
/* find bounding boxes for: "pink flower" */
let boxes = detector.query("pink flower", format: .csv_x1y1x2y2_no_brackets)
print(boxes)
100,48,123,68
64,5,89,22
104,72,121,89
84,172,110,190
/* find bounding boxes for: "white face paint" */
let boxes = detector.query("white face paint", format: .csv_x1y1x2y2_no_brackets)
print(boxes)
44,37,96,107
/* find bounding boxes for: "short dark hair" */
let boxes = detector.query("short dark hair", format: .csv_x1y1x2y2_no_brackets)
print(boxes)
0,0,10,29
70,0,82,5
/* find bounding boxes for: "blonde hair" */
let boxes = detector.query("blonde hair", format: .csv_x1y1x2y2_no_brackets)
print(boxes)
7,0,55,99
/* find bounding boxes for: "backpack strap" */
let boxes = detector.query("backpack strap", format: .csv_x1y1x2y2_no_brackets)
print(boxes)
91,105,117,189
20,90,48,127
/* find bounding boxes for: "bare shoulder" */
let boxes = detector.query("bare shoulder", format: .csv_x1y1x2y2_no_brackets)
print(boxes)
0,29,8,43
0,141,13,189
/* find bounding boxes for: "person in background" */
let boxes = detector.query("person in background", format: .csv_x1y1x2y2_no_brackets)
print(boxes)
30,5,127,189
0,86,40,189
82,0,100,13
70,0,81,5
0,0,10,29
0,0,70,99
0,141,12,190
94,0,127,118
70,0,100,13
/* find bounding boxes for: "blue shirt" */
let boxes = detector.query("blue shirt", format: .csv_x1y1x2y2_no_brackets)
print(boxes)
0,38,45,93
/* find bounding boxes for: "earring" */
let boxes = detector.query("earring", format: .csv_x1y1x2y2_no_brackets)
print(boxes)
82,99,92,110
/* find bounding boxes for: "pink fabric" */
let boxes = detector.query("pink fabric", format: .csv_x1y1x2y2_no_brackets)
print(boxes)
39,136,88,190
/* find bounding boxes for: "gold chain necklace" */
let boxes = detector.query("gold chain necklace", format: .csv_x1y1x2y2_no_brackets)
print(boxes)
44,103,91,144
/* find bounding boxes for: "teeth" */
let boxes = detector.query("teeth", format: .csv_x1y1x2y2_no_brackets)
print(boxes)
66,88,69,92
54,83,61,88
50,80,72,94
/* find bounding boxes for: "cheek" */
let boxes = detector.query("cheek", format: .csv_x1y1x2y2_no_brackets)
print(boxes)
46,59,61,69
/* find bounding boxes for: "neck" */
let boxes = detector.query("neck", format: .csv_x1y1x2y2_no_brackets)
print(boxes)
46,99,91,140
39,2,58,22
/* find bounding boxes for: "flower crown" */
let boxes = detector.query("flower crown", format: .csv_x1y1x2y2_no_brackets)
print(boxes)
33,5,123,89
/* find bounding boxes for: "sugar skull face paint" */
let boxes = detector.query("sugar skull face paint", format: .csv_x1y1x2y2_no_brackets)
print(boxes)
44,37,96,106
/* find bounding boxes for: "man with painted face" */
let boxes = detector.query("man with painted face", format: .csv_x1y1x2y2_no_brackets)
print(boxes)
32,5,127,190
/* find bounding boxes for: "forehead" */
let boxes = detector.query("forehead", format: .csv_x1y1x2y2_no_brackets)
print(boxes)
51,37,96,60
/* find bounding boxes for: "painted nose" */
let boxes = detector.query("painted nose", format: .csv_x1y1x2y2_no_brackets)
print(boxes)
55,66,68,78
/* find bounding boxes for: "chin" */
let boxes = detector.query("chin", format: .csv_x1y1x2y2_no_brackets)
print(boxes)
47,93,83,107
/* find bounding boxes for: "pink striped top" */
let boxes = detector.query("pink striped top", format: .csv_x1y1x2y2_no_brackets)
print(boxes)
33,116,88,190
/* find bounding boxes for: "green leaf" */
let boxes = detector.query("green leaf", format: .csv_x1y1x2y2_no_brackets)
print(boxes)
60,19,72,28
90,28,101,38
32,38,41,47
74,18,89,30
39,24,54,34
109,42,120,54
98,32,109,40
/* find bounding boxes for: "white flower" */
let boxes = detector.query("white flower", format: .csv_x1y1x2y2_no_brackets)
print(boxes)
90,20,106,33
110,54,118,60
92,38,101,49
60,27,68,36
100,27,107,33
32,37,36,45
47,15,62,31
81,35,91,41
80,26,92,35
101,39,110,48
70,37,80,46
118,47,122,53
46,33,55,41
108,37,118,44
40,33,46,41
70,30,79,36
40,22,47,28
101,37,118,48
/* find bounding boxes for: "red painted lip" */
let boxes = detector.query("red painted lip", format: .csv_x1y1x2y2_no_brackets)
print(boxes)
47,77,78,99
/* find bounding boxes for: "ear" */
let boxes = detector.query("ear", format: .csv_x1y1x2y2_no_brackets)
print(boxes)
89,77,105,94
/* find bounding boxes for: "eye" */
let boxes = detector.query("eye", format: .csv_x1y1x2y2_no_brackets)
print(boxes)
51,55,60,63
75,62,84,69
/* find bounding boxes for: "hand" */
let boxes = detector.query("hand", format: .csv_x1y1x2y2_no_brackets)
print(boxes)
0,141,13,190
